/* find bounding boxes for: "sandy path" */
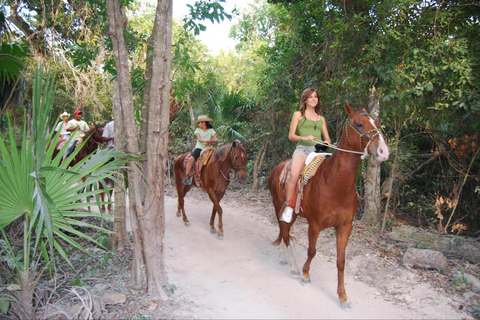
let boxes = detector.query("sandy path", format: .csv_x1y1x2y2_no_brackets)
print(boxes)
162,190,471,319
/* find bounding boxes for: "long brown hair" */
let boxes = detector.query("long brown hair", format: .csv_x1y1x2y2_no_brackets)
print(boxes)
299,88,321,117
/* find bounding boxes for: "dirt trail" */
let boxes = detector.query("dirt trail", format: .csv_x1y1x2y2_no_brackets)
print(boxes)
161,188,472,319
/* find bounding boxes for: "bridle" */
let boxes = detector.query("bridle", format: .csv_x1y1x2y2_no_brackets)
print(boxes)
345,112,382,149
314,112,384,159
220,144,246,181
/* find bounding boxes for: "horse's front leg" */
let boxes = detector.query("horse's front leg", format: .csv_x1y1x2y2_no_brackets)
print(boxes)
301,224,320,286
335,223,353,311
207,190,225,239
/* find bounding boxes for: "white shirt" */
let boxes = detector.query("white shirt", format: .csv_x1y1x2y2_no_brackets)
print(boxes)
55,121,68,137
103,121,114,148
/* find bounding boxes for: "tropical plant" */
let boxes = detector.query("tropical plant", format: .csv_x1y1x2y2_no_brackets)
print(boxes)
0,66,131,318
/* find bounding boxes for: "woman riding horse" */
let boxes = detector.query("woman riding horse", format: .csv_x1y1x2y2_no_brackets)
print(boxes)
268,102,389,310
174,140,247,239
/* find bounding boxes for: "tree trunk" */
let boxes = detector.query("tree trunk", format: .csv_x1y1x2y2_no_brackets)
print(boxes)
106,0,171,298
111,81,129,250
360,86,382,226
187,93,195,125
135,0,172,297
251,136,269,192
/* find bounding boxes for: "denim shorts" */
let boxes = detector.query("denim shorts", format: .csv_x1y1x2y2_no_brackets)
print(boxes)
292,144,316,158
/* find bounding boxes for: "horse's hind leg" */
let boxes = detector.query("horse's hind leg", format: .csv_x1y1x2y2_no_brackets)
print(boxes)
174,178,191,227
281,221,300,277
284,242,300,278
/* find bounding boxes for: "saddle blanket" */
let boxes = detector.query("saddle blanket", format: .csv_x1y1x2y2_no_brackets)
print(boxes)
279,152,330,214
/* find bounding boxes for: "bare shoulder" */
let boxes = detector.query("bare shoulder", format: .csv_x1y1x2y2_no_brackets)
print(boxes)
292,111,302,120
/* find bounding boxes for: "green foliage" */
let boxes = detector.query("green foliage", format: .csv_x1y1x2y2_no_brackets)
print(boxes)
0,65,132,318
183,0,234,36
258,0,480,230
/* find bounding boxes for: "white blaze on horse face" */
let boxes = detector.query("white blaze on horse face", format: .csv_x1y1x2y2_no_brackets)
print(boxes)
368,117,389,162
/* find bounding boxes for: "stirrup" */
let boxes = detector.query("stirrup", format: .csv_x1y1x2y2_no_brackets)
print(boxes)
184,176,192,186
279,203,294,223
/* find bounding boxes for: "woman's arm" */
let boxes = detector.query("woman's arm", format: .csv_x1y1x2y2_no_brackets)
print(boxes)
208,134,218,144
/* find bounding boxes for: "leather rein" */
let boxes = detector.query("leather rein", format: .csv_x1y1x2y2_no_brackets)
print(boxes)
314,112,384,159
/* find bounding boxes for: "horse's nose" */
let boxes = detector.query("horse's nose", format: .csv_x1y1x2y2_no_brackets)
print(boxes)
239,171,247,181
375,140,390,162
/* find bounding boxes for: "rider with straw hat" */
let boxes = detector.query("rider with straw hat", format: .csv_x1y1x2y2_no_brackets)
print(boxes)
184,115,218,185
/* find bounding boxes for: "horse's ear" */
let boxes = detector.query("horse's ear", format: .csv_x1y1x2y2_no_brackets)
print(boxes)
231,140,239,147
242,141,248,148
344,102,355,117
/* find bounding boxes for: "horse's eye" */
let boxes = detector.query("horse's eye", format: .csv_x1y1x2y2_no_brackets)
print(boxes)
356,123,363,128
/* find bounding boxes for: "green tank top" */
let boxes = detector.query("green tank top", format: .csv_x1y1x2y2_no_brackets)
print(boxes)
297,117,323,147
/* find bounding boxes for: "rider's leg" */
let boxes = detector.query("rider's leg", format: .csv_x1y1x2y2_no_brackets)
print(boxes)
63,139,78,161
281,152,306,223
185,156,195,176
185,148,200,185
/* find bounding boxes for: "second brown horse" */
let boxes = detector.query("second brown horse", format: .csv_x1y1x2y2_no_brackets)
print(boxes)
174,140,247,239
268,102,389,310
51,124,104,167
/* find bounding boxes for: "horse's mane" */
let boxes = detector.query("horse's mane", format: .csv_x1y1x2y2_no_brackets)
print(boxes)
213,142,232,162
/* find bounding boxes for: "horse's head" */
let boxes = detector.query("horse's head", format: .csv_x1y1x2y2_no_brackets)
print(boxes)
229,140,248,181
85,124,104,144
344,102,389,163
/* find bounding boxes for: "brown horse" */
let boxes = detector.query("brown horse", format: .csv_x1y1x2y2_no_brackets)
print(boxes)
268,102,389,310
174,140,248,239
52,124,104,167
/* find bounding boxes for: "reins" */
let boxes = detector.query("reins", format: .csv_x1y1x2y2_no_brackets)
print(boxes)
312,112,383,160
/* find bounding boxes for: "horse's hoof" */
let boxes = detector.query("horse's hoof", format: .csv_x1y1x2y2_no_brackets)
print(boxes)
176,212,181,217
210,229,217,234
184,222,191,227
279,260,288,266
340,302,351,311
217,233,224,240
301,277,311,286
291,270,300,278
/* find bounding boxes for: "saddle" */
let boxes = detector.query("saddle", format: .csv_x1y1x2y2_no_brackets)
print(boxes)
184,147,215,191
279,153,329,213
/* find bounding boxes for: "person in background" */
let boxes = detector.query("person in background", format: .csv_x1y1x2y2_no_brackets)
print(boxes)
184,115,218,186
280,88,331,223
64,109,90,160
102,120,114,149
101,120,115,211
55,111,70,140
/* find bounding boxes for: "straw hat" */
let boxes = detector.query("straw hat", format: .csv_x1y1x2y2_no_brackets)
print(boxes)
196,115,213,123
60,111,70,119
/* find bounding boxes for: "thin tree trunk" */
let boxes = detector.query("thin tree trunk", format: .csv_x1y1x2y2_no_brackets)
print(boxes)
251,136,269,191
136,0,172,297
111,81,129,250
106,0,171,298
361,86,382,226
187,93,195,125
